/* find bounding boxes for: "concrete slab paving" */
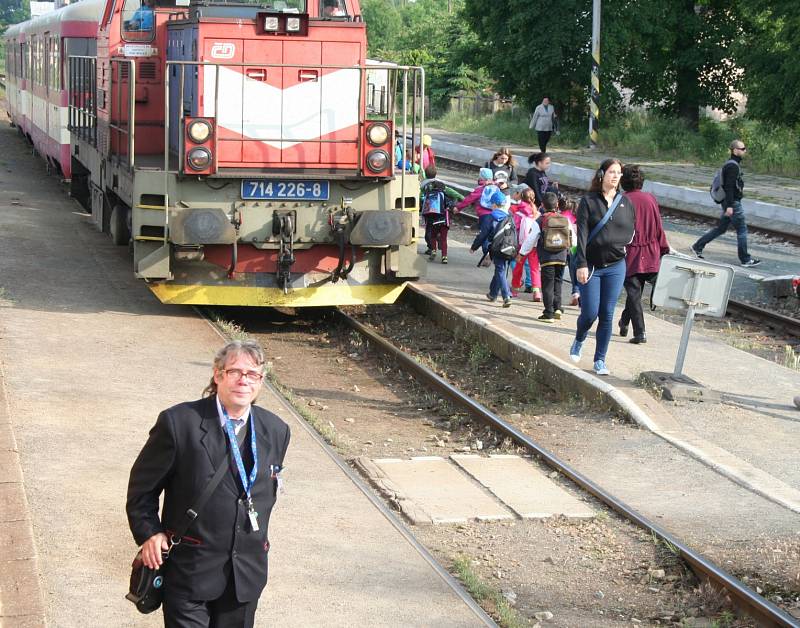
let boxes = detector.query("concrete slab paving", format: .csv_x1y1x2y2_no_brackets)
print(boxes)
450,455,594,519
372,457,513,524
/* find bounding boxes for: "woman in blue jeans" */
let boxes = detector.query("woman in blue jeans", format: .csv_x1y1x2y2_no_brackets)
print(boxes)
570,159,636,375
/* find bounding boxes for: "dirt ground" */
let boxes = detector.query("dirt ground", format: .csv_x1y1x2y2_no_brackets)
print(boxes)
228,307,784,627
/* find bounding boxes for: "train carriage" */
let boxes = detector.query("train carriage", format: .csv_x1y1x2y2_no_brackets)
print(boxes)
5,0,102,178
5,0,425,307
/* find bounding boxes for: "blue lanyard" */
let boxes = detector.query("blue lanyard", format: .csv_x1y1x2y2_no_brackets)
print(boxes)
222,410,258,500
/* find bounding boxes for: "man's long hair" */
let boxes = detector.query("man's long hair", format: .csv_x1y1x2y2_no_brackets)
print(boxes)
203,340,266,397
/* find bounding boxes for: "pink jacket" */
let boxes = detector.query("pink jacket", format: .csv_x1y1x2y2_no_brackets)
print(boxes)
511,200,534,232
455,184,494,217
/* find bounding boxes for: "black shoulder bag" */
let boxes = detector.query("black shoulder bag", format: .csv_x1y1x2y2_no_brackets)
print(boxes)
126,427,246,614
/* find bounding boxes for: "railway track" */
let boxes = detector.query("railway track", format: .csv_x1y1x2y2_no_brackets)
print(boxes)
436,167,800,340
334,308,800,628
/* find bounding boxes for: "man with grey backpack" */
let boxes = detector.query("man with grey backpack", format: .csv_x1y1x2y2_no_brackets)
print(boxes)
692,140,760,267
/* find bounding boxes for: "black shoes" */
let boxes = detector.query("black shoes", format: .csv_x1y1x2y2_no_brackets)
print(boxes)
629,335,647,344
619,324,629,338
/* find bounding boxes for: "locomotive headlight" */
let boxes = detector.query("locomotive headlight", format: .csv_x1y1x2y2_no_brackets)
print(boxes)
366,149,389,173
187,119,212,143
366,123,389,146
286,17,301,32
264,16,279,31
187,147,212,171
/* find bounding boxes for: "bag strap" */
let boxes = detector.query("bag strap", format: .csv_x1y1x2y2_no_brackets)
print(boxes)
171,424,248,543
587,194,623,245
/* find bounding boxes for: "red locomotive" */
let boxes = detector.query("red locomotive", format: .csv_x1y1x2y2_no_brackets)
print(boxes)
5,0,424,307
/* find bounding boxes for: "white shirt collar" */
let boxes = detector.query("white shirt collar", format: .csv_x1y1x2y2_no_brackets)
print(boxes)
215,395,251,432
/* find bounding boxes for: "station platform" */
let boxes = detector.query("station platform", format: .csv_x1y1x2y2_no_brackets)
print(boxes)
0,125,490,626
411,228,800,516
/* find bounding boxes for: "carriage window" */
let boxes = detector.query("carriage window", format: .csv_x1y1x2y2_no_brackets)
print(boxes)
320,0,347,18
122,0,155,42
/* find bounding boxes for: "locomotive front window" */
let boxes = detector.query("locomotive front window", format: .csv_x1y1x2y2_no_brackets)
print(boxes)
319,0,347,18
208,0,306,10
122,0,156,42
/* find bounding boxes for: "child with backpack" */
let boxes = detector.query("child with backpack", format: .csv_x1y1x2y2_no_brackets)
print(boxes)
518,192,573,322
509,185,541,298
421,180,461,263
470,189,517,307
560,197,581,306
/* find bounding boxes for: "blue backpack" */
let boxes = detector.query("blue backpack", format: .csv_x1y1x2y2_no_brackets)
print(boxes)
422,188,445,215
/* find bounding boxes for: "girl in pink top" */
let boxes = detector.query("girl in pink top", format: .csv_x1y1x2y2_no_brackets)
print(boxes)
510,187,542,298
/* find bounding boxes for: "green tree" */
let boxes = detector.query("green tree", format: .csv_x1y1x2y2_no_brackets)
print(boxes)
463,0,622,122
0,0,29,33
737,1,800,126
361,0,402,59
463,0,744,128
612,0,744,128
363,0,490,112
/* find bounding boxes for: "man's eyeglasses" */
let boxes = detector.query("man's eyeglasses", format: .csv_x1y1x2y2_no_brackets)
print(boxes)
222,368,264,383
736,146,747,151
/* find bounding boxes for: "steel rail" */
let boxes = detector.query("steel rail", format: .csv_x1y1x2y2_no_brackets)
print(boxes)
438,171,800,339
726,299,800,338
335,309,800,628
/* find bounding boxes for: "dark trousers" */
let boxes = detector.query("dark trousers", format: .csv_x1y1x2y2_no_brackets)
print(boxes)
693,201,751,263
163,576,258,628
541,264,564,316
424,214,435,250
619,272,657,337
575,259,627,362
537,130,552,153
477,213,493,254
429,223,449,256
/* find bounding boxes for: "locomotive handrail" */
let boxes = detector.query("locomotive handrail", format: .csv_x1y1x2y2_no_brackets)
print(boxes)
162,59,426,177
67,55,136,171
109,58,136,171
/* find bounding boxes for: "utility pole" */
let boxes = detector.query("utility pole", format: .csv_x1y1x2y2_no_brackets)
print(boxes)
589,0,601,148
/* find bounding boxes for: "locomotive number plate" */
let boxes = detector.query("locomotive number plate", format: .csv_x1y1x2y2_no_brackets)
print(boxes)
242,180,330,201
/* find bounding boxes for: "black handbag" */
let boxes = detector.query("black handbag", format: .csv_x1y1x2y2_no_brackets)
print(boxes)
126,426,246,613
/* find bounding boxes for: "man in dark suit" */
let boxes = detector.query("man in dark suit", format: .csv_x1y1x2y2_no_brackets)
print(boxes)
127,340,290,628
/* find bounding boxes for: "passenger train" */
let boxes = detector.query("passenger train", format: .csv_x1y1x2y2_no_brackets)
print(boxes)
4,0,425,307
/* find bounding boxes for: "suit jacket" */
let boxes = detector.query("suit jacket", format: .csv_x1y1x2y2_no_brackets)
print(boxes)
126,395,291,602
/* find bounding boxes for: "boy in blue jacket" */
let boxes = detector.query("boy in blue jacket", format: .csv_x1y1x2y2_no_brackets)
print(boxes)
470,189,514,307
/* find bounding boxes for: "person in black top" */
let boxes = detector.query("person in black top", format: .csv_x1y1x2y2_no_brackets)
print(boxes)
524,152,557,208
127,340,290,628
484,148,517,183
692,140,760,267
569,158,636,376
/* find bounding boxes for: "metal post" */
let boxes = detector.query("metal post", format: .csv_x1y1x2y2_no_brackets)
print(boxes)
589,0,601,148
673,304,695,378
673,271,704,378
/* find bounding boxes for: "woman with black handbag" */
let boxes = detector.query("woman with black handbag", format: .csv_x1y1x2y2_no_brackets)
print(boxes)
569,158,636,376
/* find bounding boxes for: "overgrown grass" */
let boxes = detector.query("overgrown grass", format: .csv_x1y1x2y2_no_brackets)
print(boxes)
430,109,800,178
451,556,529,628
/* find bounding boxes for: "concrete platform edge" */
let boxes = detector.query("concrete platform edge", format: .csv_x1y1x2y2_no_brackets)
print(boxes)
401,285,800,515
0,361,47,626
